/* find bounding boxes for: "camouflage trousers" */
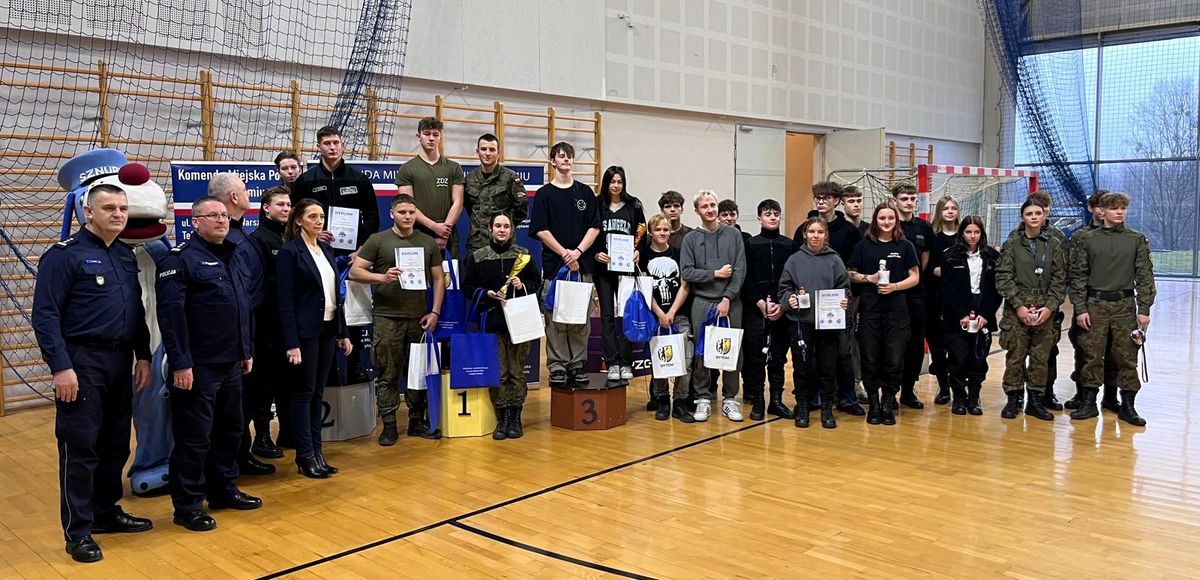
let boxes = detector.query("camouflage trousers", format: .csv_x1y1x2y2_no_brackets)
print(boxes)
491,334,531,409
372,315,426,422
998,308,1060,394
1077,298,1142,392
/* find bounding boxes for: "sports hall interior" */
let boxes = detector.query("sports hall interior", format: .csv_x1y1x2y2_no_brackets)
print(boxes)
2,1,1200,578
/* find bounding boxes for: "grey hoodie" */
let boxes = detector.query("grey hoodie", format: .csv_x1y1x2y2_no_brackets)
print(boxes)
778,244,850,324
680,223,747,301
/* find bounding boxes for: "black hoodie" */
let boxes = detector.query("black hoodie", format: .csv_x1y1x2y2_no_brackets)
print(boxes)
594,194,647,275
291,159,380,250
742,227,797,308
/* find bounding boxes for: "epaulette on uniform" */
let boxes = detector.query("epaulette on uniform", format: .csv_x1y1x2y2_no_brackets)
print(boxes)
52,235,80,249
169,242,188,254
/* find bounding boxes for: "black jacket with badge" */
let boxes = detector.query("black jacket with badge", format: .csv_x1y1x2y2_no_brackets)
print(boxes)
155,237,253,370
290,159,380,250
939,245,1001,332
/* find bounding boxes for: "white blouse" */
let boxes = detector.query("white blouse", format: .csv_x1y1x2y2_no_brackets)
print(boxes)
309,243,337,321
967,250,983,295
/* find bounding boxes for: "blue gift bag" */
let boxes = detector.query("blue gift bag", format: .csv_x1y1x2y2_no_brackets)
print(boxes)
622,286,655,343
450,311,501,388
430,250,467,340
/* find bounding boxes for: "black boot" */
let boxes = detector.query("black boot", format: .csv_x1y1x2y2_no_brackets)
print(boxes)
493,408,509,440
966,383,983,415
1070,388,1100,420
1042,384,1064,411
296,456,330,479
1064,389,1082,410
1001,391,1023,419
1117,390,1146,426
767,392,794,419
378,422,399,446
866,387,882,425
314,451,338,475
899,383,924,409
934,373,951,405
672,399,695,423
1101,384,1121,413
820,402,836,429
950,378,968,415
748,395,765,421
507,406,524,439
251,421,283,459
880,387,897,425
655,396,672,421
793,398,811,428
1025,390,1055,421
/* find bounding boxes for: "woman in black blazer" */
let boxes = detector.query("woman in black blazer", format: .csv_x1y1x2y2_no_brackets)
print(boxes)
935,216,1001,416
277,198,351,478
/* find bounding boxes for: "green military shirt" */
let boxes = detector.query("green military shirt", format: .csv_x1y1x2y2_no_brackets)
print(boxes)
396,155,465,240
464,164,528,252
996,230,1067,312
1068,224,1156,315
356,227,441,318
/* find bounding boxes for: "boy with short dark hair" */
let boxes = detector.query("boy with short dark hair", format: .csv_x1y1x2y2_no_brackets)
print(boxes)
658,190,692,249
396,117,466,256
890,182,935,409
528,142,601,389
741,199,797,420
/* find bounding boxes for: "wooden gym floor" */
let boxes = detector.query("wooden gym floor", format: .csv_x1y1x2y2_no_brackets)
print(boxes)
1,279,1198,579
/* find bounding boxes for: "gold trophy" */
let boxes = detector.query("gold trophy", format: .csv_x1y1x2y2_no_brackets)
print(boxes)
634,223,646,247
497,252,531,296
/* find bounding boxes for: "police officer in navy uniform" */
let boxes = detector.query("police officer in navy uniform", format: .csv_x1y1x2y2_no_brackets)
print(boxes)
33,183,154,563
156,195,261,532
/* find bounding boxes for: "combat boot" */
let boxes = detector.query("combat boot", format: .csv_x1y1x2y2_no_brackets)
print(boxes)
1069,388,1100,420
507,406,525,439
493,408,510,440
1101,384,1121,413
793,398,811,428
880,386,897,425
949,378,968,416
1116,390,1146,426
748,395,765,421
1000,391,1023,419
378,422,399,446
966,383,983,415
934,373,951,405
866,387,882,425
767,392,794,419
1041,384,1063,411
1025,390,1055,421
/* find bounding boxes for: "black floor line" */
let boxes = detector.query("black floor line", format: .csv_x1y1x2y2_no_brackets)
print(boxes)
450,521,656,579
256,417,782,579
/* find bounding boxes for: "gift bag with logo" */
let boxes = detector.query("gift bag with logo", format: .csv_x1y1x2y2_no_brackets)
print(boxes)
616,274,654,317
550,268,594,325
649,324,687,379
703,317,743,371
430,251,467,340
450,311,502,388
623,286,655,343
502,288,545,345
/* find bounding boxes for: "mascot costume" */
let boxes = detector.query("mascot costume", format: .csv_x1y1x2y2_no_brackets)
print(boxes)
57,148,173,496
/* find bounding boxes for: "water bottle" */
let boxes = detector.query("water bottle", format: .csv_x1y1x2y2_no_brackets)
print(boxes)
877,259,890,285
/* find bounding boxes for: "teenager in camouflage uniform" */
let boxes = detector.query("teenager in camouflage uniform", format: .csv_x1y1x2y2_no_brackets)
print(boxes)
1064,191,1120,411
995,198,1067,421
464,133,528,253
1067,192,1156,425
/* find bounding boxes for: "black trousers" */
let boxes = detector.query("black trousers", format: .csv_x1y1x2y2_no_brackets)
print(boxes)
290,322,337,461
790,322,841,400
900,294,928,389
169,361,243,515
56,344,133,541
944,324,991,389
742,307,791,402
925,291,948,379
594,271,633,367
241,338,286,454
858,294,911,395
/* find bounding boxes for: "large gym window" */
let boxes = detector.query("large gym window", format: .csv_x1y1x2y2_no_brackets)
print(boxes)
1014,35,1200,277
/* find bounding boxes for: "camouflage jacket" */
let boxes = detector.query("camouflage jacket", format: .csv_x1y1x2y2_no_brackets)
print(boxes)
464,165,528,252
1068,224,1156,315
996,230,1068,312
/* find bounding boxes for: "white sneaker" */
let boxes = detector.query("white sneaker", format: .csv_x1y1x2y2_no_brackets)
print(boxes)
693,400,712,422
620,365,634,380
722,398,744,422
607,366,621,381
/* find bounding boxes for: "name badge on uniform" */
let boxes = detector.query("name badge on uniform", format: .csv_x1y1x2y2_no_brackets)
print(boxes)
339,186,357,196
96,275,105,286
201,261,219,266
